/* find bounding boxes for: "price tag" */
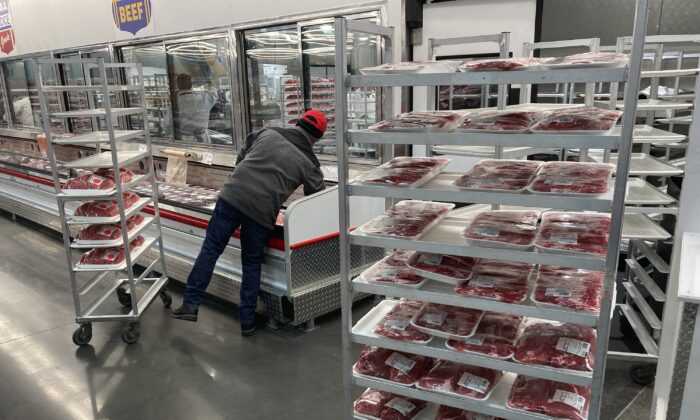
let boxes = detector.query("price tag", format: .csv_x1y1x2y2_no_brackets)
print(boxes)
418,253,443,266
390,252,412,262
551,234,578,244
385,398,416,416
471,119,497,126
420,311,447,326
375,269,398,280
457,372,490,394
374,218,395,229
87,175,103,186
552,389,586,411
202,152,214,165
385,318,410,331
101,250,120,262
472,227,500,238
471,414,495,420
468,177,499,185
556,337,591,357
385,352,416,374
544,178,575,186
138,144,148,152
469,278,494,288
464,334,486,346
546,288,573,298
97,225,116,237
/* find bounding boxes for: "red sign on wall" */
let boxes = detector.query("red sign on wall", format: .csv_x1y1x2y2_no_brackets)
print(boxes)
0,0,14,54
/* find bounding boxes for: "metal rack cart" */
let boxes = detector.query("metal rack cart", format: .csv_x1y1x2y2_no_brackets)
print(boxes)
34,57,170,346
334,0,648,417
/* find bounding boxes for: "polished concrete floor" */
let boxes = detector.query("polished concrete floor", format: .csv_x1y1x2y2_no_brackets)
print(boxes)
0,213,651,420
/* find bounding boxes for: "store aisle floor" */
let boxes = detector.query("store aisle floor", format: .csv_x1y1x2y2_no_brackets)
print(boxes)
0,213,651,420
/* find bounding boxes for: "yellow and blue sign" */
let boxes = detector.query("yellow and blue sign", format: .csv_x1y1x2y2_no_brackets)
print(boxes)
112,0,152,35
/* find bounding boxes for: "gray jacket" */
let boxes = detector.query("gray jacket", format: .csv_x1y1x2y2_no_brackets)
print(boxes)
219,126,325,229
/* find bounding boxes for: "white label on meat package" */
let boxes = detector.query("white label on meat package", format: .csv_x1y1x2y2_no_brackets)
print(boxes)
97,226,116,237
376,269,398,279
550,234,578,244
138,144,148,152
420,311,447,326
545,287,573,298
385,398,416,416
472,227,500,237
471,120,497,126
385,318,410,331
557,116,575,123
201,152,214,165
468,178,499,185
556,337,591,357
417,254,443,266
87,175,103,186
457,373,490,394
101,250,119,262
544,178,575,186
464,334,487,345
552,389,586,411
469,278,494,288
374,218,395,229
385,352,416,374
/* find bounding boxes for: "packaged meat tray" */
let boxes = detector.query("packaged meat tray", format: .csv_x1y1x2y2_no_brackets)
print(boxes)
373,300,433,344
531,266,604,314
513,322,597,371
406,252,477,284
74,214,147,246
360,60,461,75
528,162,614,196
410,303,484,340
353,346,435,387
544,52,629,69
506,376,590,420
353,388,428,420
462,210,540,250
454,259,534,304
416,360,502,401
446,312,524,359
453,159,543,192
73,192,142,219
369,111,462,133
359,251,428,288
435,405,506,420
535,211,611,256
529,106,623,134
76,236,147,269
458,57,546,72
64,174,116,194
355,157,450,188
357,200,455,240
94,167,135,183
456,110,543,133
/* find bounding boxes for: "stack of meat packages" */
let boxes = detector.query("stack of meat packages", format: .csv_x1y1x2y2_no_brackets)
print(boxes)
362,251,427,288
417,360,502,400
507,375,590,420
529,106,622,132
463,210,540,249
369,111,462,132
358,200,454,240
64,167,135,193
456,110,544,133
354,388,427,420
454,160,542,191
535,212,611,256
455,259,534,304
356,157,450,188
532,266,604,314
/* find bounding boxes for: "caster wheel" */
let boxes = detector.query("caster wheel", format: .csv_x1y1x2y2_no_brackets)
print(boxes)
629,364,655,386
122,323,140,344
160,290,172,308
116,287,132,307
72,324,92,346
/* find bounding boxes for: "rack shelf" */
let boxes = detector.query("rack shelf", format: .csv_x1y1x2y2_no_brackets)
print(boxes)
51,107,144,118
67,197,152,225
70,216,155,249
625,178,676,205
58,173,149,200
610,125,687,144
72,237,157,272
53,130,145,145
62,150,148,170
622,214,672,240
41,85,142,92
589,152,685,176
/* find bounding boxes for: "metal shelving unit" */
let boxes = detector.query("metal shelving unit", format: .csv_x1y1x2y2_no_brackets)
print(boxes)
35,57,171,346
335,1,648,417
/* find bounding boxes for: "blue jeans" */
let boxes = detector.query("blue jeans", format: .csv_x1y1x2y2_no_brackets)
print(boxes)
183,199,271,324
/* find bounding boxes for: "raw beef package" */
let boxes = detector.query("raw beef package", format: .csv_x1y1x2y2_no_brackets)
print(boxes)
75,214,145,242
551,52,629,67
78,236,146,266
94,167,135,183
353,388,427,420
73,192,141,218
462,210,540,249
361,251,426,287
435,405,506,420
514,322,596,371
374,300,432,343
447,312,524,359
532,266,604,313
459,57,545,71
64,174,116,191
356,157,450,187
369,111,462,132
358,200,454,240
535,211,611,256
406,252,477,283
455,259,534,304
354,346,435,386
529,106,623,132
416,360,502,400
454,159,543,191
528,162,614,195
410,303,484,339
456,110,543,132
507,376,590,420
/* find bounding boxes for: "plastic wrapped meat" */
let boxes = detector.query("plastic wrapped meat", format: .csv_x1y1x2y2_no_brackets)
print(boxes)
359,200,454,239
381,396,428,420
459,57,545,71
514,322,596,371
455,259,534,303
535,212,611,255
361,60,459,75
374,301,432,343
73,192,141,218
447,313,524,359
78,236,145,266
354,346,435,386
463,210,540,248
529,162,614,195
457,110,543,132
417,360,502,400
356,157,449,187
507,376,590,420
94,167,135,183
354,388,394,418
533,266,604,313
75,214,144,242
454,159,542,191
407,252,477,282
369,111,461,132
411,303,484,338
64,174,116,191
435,405,506,420
362,251,426,287
530,107,623,132
554,52,629,66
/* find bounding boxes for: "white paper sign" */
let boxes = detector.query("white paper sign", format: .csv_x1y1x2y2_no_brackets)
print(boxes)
202,152,214,165
556,337,591,357
552,389,586,411
385,352,415,374
138,144,148,152
385,398,416,416
457,372,490,394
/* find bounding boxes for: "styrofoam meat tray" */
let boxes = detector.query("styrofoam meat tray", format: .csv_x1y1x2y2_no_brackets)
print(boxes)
541,61,627,70
356,209,451,241
61,187,117,196
444,337,516,360
529,288,600,316
353,300,433,345
74,237,155,270
409,303,485,340
358,269,428,290
68,197,151,224
464,236,535,251
414,372,501,401
529,127,615,135
406,254,473,285
352,365,421,388
72,217,152,247
526,178,613,197
355,166,446,189
360,61,462,75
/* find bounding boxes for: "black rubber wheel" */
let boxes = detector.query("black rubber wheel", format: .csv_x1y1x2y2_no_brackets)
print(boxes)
121,323,140,344
629,364,655,386
72,324,92,346
116,287,132,307
160,290,172,308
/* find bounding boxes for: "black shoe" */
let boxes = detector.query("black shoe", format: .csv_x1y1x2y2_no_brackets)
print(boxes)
171,305,198,322
241,316,265,337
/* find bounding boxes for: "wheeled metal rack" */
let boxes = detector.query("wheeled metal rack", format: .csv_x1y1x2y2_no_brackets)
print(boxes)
34,57,170,346
335,0,648,417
